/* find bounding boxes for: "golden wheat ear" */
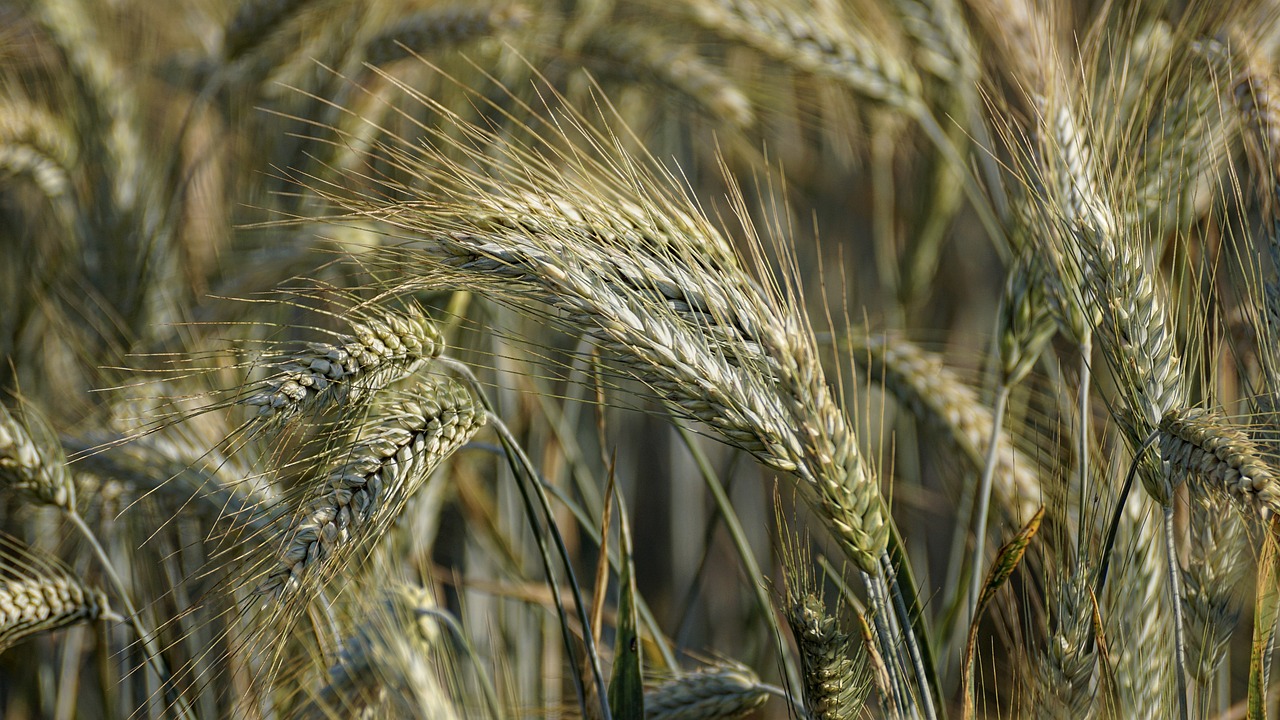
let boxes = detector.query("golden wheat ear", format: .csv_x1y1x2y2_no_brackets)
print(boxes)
0,531,121,653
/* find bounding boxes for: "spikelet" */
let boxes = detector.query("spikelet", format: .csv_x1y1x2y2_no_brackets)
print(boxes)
0,401,75,511
0,533,117,652
644,664,770,720
244,305,443,424
257,377,483,596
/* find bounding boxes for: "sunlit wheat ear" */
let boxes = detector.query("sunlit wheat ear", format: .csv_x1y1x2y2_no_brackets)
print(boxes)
0,533,120,653
690,0,922,111
244,304,443,425
1159,407,1280,516
1071,225,1185,505
256,376,483,596
0,400,75,511
644,663,771,720
579,25,755,129
850,333,1042,522
362,4,532,68
315,78,892,573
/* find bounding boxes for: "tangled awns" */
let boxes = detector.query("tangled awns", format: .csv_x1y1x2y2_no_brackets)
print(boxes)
7,0,1280,718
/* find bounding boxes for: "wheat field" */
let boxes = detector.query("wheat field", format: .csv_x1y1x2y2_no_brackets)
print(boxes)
2,0,1279,718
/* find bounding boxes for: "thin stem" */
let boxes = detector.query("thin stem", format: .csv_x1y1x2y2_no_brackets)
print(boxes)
1095,429,1160,602
883,552,938,720
440,356,611,720
967,383,1010,617
864,569,910,716
1163,500,1189,720
1076,331,1092,545
65,510,194,720
673,423,802,695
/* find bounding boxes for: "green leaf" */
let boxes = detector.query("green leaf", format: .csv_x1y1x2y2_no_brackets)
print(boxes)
608,503,644,720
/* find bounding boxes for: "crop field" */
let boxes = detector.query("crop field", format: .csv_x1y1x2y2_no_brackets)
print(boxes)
1,1,1279,718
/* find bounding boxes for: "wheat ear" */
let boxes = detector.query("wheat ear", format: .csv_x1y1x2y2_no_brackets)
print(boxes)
1160,408,1280,516
257,376,483,596
0,532,121,653
244,304,443,424
0,400,194,719
579,25,755,129
691,0,922,110
297,586,462,719
850,334,1042,523
644,663,771,720
222,0,320,60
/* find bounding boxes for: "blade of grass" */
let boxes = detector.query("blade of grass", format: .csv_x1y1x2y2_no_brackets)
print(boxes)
608,489,644,720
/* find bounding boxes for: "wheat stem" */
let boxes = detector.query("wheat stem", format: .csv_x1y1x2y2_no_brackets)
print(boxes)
1075,332,1092,545
1162,498,1189,720
66,510,194,720
967,383,1010,618
439,356,611,720
882,552,937,720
